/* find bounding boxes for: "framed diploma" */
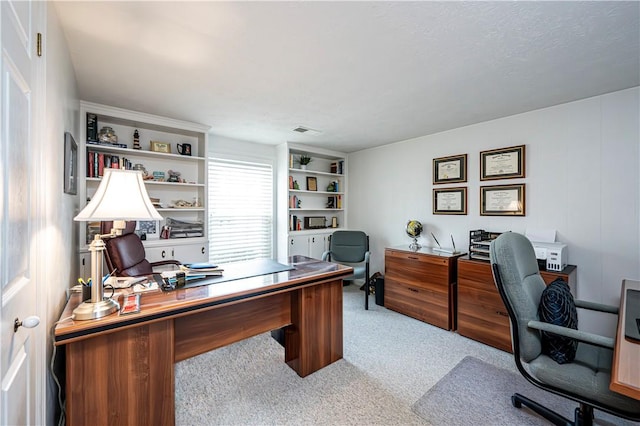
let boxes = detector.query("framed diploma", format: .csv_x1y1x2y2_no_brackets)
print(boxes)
480,184,526,216
433,154,467,184
480,145,525,180
433,187,467,215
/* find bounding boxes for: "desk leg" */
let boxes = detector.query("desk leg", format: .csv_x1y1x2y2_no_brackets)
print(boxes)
65,320,175,426
286,279,343,377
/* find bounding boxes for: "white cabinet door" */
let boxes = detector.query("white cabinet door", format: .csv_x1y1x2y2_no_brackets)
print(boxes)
289,235,310,256
309,234,328,260
173,243,208,264
146,243,208,264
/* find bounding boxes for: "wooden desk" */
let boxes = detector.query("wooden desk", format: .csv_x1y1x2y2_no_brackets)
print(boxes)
611,279,640,400
55,256,352,426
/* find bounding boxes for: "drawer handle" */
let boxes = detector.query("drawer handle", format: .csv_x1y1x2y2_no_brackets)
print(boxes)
408,256,419,260
408,287,419,293
496,311,508,317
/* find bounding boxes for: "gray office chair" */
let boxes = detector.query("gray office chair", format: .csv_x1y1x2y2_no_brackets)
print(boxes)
490,232,640,425
322,230,371,309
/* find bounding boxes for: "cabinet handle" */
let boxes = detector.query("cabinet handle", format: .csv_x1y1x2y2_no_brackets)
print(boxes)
162,250,166,258
496,311,508,317
290,239,294,245
408,256,418,260
312,237,315,243
201,246,205,254
172,249,175,258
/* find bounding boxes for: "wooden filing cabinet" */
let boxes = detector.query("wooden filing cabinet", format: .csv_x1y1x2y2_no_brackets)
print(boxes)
456,256,577,352
384,247,464,330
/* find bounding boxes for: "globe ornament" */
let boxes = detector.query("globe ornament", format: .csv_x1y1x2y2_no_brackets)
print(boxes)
406,220,423,250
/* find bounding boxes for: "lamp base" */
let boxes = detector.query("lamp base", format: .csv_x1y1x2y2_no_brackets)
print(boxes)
72,298,120,320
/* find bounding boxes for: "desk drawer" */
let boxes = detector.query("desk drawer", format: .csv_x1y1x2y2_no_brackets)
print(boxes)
385,277,450,329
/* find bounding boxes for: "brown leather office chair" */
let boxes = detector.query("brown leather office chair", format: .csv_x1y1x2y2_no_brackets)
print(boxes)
101,221,181,277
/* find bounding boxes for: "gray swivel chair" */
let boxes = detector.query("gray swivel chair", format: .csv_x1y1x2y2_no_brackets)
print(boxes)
490,232,640,425
322,230,371,309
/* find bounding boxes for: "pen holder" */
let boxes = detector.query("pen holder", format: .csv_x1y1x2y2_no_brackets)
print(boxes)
82,285,91,302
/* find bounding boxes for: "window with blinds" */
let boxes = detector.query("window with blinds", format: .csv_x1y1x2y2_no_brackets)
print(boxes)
208,158,273,264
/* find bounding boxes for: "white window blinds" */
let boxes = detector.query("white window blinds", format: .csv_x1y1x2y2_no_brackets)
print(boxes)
208,158,273,264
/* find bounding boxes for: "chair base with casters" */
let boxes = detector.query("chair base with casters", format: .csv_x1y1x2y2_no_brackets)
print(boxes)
322,230,371,309
490,232,640,426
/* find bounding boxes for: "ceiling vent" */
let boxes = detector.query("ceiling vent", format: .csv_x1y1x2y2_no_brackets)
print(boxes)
293,126,321,135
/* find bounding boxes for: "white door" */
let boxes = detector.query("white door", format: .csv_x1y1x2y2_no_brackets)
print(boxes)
288,235,309,257
1,1,44,424
309,234,327,260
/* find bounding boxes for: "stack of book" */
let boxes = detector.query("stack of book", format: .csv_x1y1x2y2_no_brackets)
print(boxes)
179,263,223,276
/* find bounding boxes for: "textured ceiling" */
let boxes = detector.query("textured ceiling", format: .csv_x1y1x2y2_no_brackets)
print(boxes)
54,1,639,153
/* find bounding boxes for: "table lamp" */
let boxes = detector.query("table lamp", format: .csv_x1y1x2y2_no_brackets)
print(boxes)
73,169,162,320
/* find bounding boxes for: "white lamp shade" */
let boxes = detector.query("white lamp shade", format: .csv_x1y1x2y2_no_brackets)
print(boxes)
74,169,162,221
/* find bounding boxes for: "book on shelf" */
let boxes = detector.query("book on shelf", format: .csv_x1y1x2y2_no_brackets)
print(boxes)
86,113,98,142
86,140,128,149
289,176,294,189
87,151,134,177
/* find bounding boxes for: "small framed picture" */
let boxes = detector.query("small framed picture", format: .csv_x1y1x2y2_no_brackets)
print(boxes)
136,220,159,240
481,184,526,216
63,132,78,195
480,145,525,180
433,187,467,215
306,176,317,191
433,154,467,184
150,140,171,153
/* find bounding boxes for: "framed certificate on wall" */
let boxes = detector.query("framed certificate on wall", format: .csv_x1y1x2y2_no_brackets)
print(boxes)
480,145,525,180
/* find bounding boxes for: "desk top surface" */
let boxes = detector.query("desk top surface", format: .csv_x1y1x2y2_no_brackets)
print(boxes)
55,255,351,344
611,279,640,400
386,245,466,258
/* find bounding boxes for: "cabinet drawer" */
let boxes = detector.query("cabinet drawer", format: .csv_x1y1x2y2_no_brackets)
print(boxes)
457,282,512,352
384,277,450,329
385,250,450,291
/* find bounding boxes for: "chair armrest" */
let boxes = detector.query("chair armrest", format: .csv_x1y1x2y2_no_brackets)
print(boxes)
574,299,619,315
151,260,182,269
527,320,614,349
364,251,370,263
322,250,331,261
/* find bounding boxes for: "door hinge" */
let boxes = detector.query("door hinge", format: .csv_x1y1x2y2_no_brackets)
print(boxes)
37,33,42,57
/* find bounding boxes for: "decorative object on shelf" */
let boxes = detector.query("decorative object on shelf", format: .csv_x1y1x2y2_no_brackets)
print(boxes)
433,153,467,184
326,180,339,192
480,183,526,216
73,169,162,320
177,143,192,156
193,197,202,207
433,187,467,215
167,169,181,182
133,163,148,177
306,176,317,191
293,180,299,190
150,140,171,153
132,129,141,150
98,126,118,144
480,145,525,180
152,171,165,181
331,216,338,228
64,132,78,195
406,220,423,250
298,154,312,170
304,216,326,229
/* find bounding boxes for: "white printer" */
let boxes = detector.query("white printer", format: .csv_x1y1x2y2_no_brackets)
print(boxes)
531,241,568,272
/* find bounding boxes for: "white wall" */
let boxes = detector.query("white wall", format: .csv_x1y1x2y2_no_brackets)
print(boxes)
43,5,80,425
347,87,639,335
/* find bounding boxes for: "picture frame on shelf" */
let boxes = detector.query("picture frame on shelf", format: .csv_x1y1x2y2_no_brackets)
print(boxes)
433,187,467,215
480,145,525,180
306,176,317,191
433,153,467,184
480,184,526,216
64,132,78,195
150,140,171,153
136,220,159,240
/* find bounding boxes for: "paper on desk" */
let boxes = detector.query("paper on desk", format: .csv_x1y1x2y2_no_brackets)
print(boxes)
133,281,159,293
525,229,556,243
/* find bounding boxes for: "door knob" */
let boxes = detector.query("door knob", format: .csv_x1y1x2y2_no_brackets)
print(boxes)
14,316,40,332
